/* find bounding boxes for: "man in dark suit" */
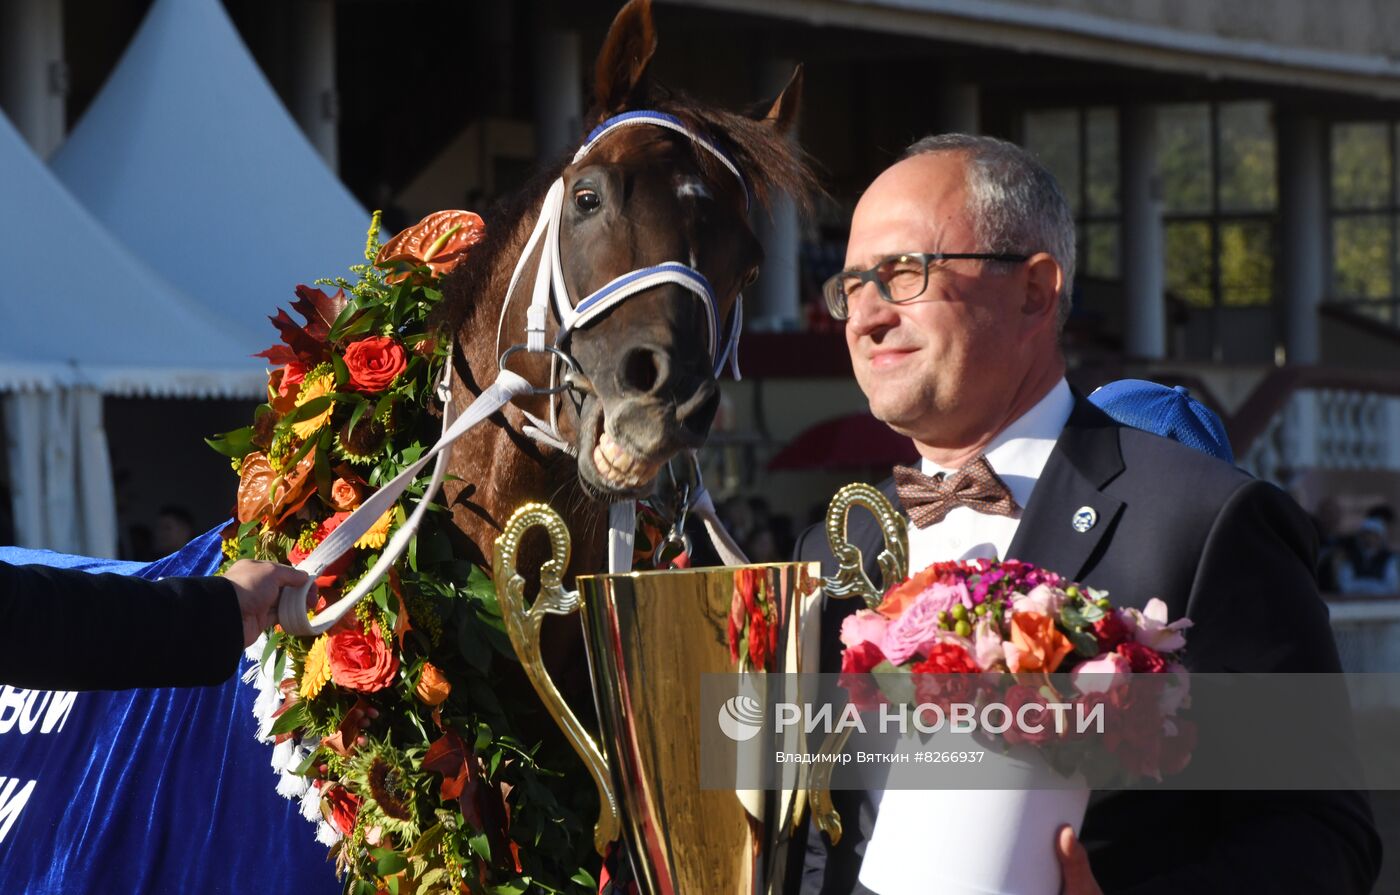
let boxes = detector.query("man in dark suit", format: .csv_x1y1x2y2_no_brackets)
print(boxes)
0,558,307,691
796,134,1381,894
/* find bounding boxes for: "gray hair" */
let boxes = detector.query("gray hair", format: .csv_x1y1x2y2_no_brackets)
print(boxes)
901,133,1076,330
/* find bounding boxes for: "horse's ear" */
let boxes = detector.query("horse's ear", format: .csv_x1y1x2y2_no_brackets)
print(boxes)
592,0,657,118
758,65,803,137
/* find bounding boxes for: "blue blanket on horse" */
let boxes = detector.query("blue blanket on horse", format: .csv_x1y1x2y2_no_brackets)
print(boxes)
0,526,338,894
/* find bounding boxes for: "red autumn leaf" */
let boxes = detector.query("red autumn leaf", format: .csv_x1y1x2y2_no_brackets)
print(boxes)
256,308,326,365
322,697,375,757
254,285,346,366
291,285,348,343
422,730,474,806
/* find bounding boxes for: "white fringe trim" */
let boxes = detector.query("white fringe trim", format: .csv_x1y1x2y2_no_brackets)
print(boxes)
300,785,324,823
315,820,341,846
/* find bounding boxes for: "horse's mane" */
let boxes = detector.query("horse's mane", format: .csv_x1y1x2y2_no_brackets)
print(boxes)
436,86,818,338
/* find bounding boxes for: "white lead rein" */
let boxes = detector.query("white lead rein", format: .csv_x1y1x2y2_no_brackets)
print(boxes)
277,359,534,637
274,352,643,638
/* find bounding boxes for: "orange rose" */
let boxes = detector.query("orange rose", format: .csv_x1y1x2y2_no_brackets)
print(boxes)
876,565,943,617
374,210,485,284
343,337,407,393
330,477,360,511
1007,611,1074,674
327,621,399,692
415,662,451,706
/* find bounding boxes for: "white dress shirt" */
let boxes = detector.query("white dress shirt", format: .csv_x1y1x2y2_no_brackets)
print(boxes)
906,378,1074,570
859,377,1080,895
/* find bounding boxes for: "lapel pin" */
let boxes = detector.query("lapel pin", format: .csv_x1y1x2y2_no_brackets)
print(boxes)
1072,506,1097,533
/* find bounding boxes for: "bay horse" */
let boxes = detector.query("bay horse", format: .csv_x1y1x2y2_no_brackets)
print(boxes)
437,0,812,578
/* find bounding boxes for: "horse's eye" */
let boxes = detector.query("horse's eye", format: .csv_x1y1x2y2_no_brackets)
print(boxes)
574,188,602,212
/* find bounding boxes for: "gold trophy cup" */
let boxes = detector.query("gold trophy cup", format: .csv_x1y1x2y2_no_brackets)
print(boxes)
493,503,823,894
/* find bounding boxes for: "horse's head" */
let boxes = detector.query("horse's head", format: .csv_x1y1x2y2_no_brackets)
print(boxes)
442,0,810,506
557,0,805,500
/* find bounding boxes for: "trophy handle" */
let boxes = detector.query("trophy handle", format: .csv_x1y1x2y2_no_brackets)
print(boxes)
808,728,855,844
811,483,907,844
492,502,621,855
822,482,908,608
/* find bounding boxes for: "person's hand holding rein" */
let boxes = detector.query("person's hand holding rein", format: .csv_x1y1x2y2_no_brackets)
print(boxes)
222,560,311,647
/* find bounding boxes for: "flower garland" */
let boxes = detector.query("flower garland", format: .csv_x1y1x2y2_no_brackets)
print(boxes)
215,211,600,895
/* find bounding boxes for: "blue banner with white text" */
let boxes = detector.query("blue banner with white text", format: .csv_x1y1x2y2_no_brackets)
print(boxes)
0,527,338,894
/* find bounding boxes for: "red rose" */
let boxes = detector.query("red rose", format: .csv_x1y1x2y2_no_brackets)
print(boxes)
1002,683,1056,746
839,641,887,711
278,361,308,398
1091,611,1132,651
1117,641,1167,674
748,605,770,670
321,782,362,835
326,621,400,692
344,336,407,393
287,511,354,587
1109,684,1167,777
911,642,981,709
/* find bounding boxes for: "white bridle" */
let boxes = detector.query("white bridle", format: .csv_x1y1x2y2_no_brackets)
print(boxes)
496,110,747,445
274,111,751,638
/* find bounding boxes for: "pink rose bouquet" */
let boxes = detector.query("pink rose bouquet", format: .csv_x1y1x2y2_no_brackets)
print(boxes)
838,558,1196,783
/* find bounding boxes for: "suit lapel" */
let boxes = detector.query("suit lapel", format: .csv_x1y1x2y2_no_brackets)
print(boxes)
1005,395,1126,583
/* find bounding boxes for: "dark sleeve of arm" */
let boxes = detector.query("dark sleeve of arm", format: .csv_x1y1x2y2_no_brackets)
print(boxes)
0,562,244,691
1121,480,1382,895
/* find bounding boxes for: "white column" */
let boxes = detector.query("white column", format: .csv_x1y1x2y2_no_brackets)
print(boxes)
1278,109,1326,366
0,0,66,157
935,81,980,135
533,28,582,160
752,59,801,332
290,0,339,172
1121,103,1166,359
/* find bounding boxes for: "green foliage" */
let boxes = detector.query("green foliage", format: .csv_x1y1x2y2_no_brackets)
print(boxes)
219,214,592,894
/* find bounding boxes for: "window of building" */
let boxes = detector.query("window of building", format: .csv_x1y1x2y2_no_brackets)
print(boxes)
1022,107,1120,281
1158,101,1277,309
1330,122,1400,326
1157,101,1277,361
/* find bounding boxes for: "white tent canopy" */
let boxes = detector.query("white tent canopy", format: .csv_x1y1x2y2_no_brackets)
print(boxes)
1,108,266,557
51,0,371,341
1,111,265,396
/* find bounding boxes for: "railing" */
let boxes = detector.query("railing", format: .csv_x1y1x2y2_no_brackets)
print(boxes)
1328,596,1400,673
1231,368,1400,483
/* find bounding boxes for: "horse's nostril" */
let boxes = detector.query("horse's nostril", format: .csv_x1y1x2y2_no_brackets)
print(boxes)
680,385,720,437
621,347,665,394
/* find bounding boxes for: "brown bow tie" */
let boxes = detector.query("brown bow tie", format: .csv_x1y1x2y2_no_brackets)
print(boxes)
894,455,1020,528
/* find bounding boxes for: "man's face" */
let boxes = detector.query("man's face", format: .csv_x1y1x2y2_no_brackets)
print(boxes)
843,153,1050,447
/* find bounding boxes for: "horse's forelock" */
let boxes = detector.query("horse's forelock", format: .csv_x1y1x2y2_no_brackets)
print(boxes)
652,95,818,217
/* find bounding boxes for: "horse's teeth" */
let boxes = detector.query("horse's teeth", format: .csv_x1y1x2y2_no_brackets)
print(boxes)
594,431,659,489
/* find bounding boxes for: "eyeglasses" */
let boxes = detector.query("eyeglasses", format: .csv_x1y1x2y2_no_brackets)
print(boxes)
822,252,1031,320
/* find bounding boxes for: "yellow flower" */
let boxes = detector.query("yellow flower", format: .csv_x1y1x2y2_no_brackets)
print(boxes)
354,508,393,550
300,635,333,699
291,373,335,439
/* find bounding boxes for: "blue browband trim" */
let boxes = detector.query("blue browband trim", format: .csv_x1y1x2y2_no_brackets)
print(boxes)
583,110,751,208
